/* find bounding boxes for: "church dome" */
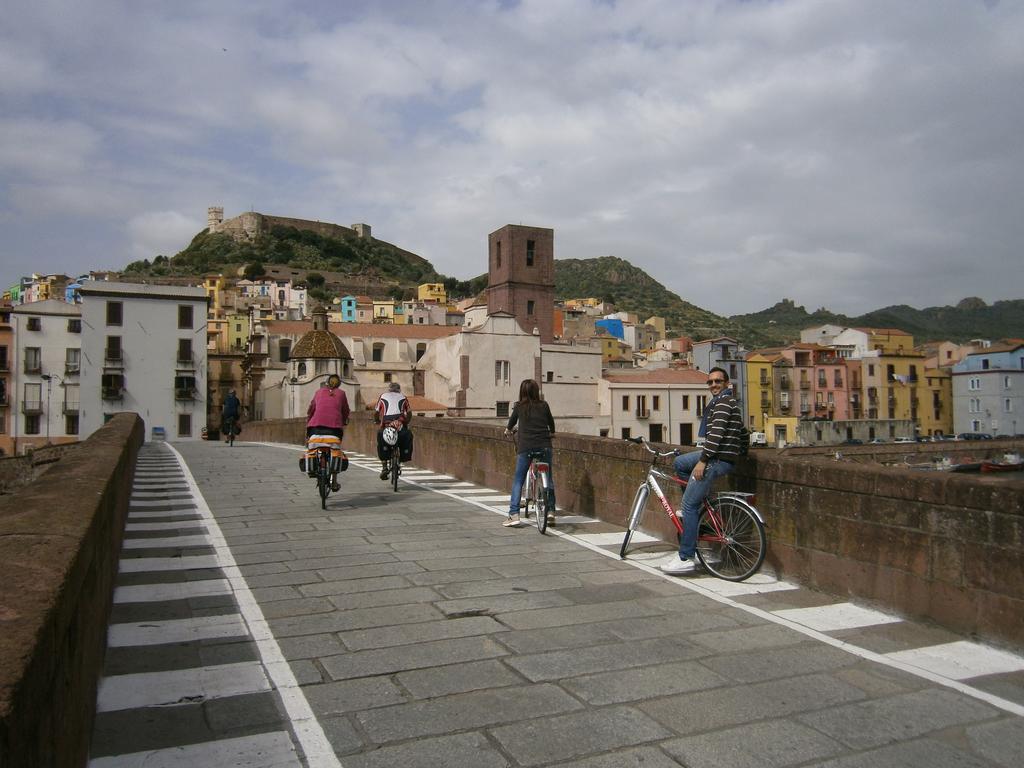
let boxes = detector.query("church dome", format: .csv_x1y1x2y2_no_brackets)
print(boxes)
291,310,351,359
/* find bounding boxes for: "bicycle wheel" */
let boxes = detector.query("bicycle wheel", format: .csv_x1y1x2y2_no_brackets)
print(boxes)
534,470,548,534
391,452,400,493
619,484,649,559
521,467,533,519
317,451,330,509
696,497,766,581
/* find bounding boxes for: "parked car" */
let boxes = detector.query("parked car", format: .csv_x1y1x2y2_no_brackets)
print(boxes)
748,431,768,447
957,432,994,440
868,438,889,444
894,437,916,443
841,438,864,445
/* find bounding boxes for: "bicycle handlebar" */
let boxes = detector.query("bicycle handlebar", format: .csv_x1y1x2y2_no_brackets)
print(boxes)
625,435,681,458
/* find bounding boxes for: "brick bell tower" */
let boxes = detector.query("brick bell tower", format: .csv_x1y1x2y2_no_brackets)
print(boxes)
486,224,555,343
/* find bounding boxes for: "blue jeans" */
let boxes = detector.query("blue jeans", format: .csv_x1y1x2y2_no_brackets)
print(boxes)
509,448,554,514
673,449,734,558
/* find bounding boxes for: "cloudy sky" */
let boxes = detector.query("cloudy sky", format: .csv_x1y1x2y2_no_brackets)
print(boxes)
2,0,1022,316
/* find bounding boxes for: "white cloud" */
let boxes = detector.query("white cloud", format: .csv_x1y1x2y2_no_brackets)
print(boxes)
125,211,202,261
2,0,1023,316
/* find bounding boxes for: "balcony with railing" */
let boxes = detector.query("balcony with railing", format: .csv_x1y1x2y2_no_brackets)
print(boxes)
176,352,196,369
103,350,124,368
21,400,42,414
0,358,9,372
101,387,124,401
63,400,80,415
175,388,197,401
799,378,811,390
65,364,81,377
24,362,42,375
779,377,791,389
635,408,650,420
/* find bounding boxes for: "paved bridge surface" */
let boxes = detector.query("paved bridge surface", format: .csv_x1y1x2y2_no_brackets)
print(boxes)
87,439,1024,767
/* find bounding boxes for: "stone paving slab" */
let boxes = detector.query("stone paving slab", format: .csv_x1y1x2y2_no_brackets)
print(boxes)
89,439,1024,768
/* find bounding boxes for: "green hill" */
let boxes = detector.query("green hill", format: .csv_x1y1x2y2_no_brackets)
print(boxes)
121,226,1021,345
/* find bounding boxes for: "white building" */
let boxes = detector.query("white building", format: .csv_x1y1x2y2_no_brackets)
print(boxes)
9,299,82,451
79,282,208,441
598,369,708,445
417,312,602,433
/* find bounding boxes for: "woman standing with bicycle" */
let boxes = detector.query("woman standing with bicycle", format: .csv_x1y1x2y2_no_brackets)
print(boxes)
502,379,555,528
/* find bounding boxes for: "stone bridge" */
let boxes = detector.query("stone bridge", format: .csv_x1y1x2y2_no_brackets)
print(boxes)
1,415,1023,766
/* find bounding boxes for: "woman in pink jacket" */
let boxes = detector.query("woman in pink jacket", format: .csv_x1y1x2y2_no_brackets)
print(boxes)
306,374,350,490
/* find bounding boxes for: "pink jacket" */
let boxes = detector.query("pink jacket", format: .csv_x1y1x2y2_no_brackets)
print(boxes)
306,387,350,430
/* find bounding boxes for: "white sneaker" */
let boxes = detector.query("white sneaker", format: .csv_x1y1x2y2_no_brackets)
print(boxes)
660,556,698,575
503,514,523,528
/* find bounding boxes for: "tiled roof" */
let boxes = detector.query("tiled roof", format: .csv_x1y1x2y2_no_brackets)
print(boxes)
604,369,708,384
264,321,460,339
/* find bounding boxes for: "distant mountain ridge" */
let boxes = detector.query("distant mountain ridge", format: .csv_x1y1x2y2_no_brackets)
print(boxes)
121,224,1021,346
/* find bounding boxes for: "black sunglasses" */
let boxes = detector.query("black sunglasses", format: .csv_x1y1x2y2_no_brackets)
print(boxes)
706,378,726,385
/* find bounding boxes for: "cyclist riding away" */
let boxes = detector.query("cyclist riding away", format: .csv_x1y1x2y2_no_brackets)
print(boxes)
660,366,747,575
306,374,350,492
503,378,555,528
222,389,241,442
375,382,413,480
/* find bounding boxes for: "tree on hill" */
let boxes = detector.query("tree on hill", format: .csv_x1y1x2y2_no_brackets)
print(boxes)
243,261,266,280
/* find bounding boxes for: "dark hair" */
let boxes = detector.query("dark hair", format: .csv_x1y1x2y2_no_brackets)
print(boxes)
708,366,729,382
327,374,341,388
517,379,541,410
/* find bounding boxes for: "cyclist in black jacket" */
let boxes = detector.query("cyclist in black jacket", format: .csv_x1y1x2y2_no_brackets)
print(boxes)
502,379,555,528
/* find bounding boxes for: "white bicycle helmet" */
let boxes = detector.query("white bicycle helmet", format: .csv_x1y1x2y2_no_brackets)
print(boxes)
382,426,399,446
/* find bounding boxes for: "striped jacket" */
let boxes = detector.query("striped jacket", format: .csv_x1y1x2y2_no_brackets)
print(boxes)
700,388,747,463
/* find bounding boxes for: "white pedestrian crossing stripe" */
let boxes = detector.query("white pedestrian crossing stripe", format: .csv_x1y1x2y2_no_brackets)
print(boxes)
96,662,270,712
885,641,1024,681
773,602,903,632
114,579,231,604
89,731,302,768
107,615,248,647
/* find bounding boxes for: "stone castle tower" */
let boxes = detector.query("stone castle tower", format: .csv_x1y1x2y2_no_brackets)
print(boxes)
486,224,555,343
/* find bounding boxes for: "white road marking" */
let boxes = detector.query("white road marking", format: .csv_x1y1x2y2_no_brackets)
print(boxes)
96,662,270,712
121,535,213,549
690,575,800,597
885,641,1024,681
114,579,231,604
116,555,220,572
167,444,342,768
549,515,600,525
88,730,301,768
107,615,248,646
773,602,904,632
577,531,658,546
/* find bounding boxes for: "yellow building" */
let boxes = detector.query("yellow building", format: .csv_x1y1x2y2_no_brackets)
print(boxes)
418,283,447,303
744,353,776,432
226,312,249,352
204,275,227,317
918,366,953,436
872,352,928,431
862,327,915,355
644,316,667,340
372,299,395,323
564,297,602,309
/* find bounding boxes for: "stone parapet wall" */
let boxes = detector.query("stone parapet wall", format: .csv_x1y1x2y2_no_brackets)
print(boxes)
0,443,81,495
0,414,143,768
245,418,1024,647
